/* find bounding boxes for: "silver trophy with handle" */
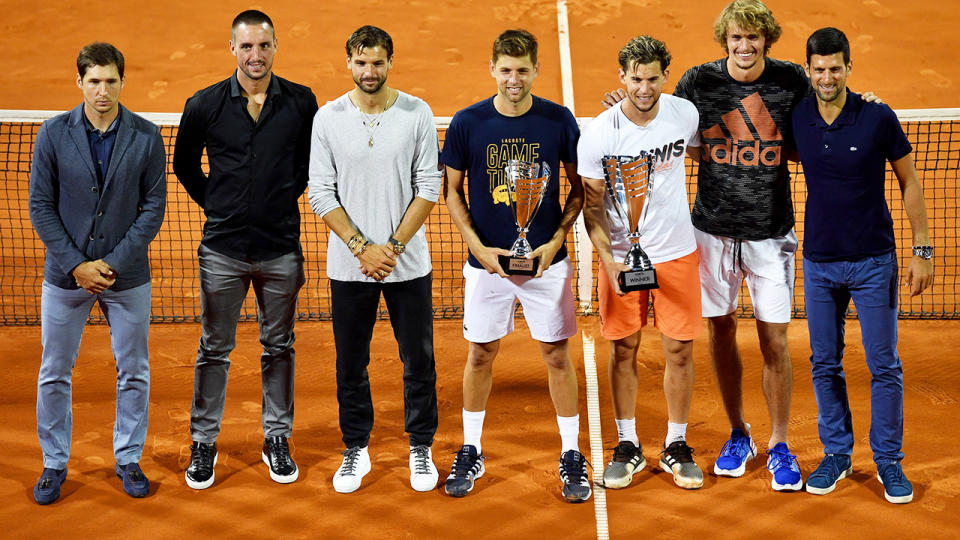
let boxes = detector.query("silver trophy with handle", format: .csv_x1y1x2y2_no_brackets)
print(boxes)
498,159,551,276
602,152,658,291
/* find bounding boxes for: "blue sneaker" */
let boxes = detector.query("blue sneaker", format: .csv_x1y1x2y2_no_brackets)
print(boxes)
713,429,757,477
115,462,150,498
33,467,67,505
805,454,852,495
766,442,803,491
877,462,913,504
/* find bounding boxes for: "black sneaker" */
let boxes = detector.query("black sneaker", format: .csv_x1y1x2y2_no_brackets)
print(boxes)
603,440,646,489
262,436,299,484
444,445,485,497
659,440,703,489
185,441,217,490
559,450,592,503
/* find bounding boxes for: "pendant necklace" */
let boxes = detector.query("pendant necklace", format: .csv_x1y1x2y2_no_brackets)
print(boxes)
353,91,395,148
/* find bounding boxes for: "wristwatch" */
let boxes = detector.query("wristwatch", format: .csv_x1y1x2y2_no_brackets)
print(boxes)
912,245,933,260
389,236,406,255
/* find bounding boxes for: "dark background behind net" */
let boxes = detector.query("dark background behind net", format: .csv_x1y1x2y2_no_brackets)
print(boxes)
1,117,957,324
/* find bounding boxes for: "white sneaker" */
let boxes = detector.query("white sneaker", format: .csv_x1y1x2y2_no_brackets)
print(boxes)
409,445,438,492
333,446,371,493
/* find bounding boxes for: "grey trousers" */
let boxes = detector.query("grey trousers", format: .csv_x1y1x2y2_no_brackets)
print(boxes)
190,245,304,443
38,281,151,469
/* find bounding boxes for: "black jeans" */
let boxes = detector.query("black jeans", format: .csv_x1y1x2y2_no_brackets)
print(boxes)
330,273,438,448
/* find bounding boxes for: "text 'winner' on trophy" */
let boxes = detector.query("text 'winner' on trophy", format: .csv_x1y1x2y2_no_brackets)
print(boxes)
499,159,551,276
602,153,658,291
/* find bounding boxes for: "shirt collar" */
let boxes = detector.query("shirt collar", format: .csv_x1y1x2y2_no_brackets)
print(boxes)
807,88,862,129
229,70,280,99
83,107,121,135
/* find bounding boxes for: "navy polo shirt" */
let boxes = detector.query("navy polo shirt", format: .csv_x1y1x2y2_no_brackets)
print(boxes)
85,111,120,187
792,90,912,262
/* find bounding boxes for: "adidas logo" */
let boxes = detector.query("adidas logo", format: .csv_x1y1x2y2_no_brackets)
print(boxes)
701,92,782,166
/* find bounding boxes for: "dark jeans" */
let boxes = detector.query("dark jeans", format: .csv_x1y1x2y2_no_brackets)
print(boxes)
803,251,904,465
331,273,437,448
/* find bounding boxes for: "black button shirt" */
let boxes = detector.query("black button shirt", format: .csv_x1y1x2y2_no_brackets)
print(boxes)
173,72,318,261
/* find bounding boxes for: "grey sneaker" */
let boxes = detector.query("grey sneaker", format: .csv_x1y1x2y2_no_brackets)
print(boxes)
659,440,703,489
603,441,646,489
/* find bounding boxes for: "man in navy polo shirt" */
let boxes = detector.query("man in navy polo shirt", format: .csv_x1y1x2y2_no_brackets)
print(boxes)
791,27,933,504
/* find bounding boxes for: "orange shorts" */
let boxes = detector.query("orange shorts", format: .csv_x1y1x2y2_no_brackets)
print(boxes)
598,251,703,341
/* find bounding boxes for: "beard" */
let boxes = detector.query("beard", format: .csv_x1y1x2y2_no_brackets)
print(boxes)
354,74,387,94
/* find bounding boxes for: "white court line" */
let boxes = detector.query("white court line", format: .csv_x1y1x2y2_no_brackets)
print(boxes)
555,0,595,312
581,331,609,540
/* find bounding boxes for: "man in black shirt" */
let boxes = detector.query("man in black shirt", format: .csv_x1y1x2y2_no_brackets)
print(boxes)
173,9,318,490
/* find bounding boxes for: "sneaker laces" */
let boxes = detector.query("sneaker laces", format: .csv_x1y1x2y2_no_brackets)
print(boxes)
267,437,293,469
662,441,696,464
814,454,846,478
611,441,636,463
766,446,798,470
190,443,215,471
38,476,53,489
720,433,749,459
880,463,904,483
339,447,362,475
560,451,590,486
410,446,432,475
450,447,478,478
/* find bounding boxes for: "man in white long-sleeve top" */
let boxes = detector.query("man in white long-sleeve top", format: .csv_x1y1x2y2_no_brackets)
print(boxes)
308,25,442,495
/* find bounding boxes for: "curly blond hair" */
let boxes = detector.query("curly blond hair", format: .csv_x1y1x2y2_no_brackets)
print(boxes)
713,0,782,54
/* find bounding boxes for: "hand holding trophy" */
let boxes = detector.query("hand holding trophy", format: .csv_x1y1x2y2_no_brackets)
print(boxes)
499,159,551,276
602,153,658,291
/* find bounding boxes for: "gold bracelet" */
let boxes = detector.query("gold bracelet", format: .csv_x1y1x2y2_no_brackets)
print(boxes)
347,233,368,257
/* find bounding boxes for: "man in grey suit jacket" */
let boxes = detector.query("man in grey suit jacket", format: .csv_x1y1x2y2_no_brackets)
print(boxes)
28,42,166,505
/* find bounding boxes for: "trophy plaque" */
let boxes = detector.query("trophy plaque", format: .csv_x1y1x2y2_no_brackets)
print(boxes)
602,153,658,291
498,159,551,276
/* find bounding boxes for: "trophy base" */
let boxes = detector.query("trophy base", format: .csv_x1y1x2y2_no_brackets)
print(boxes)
499,255,539,276
619,268,658,291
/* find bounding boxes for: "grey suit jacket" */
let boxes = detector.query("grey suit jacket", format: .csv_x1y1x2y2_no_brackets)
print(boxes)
28,103,167,291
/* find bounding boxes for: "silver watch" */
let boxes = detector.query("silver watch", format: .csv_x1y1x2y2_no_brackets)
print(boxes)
912,245,933,260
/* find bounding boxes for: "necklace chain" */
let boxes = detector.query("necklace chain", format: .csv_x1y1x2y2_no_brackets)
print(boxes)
352,93,393,147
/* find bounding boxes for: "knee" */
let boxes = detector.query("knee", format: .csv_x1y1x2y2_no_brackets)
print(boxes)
467,342,498,371
610,336,639,367
708,313,737,337
663,340,693,368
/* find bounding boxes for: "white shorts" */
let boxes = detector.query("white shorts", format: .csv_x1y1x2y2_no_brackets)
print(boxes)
695,229,797,324
462,257,578,343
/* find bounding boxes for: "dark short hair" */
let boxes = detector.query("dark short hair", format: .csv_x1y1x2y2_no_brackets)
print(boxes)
346,26,394,59
619,35,671,72
806,27,850,64
77,42,125,79
492,29,538,64
232,9,274,36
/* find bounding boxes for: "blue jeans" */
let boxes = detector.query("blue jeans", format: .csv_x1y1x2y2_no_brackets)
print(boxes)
803,251,904,465
190,245,304,442
38,281,152,469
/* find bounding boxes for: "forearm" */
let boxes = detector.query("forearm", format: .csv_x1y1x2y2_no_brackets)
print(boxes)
445,187,487,253
392,197,436,243
581,177,617,266
893,154,931,245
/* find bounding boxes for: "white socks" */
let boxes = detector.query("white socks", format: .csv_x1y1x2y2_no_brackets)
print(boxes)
557,414,580,453
465,409,581,454
666,422,688,445
615,418,640,446
462,409,486,453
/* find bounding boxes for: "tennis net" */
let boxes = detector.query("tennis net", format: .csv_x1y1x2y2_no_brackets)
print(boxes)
1,108,957,324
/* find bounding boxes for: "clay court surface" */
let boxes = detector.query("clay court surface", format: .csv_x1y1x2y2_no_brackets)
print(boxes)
2,0,960,538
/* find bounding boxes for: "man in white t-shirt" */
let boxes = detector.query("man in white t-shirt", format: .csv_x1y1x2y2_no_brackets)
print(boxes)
579,35,704,490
